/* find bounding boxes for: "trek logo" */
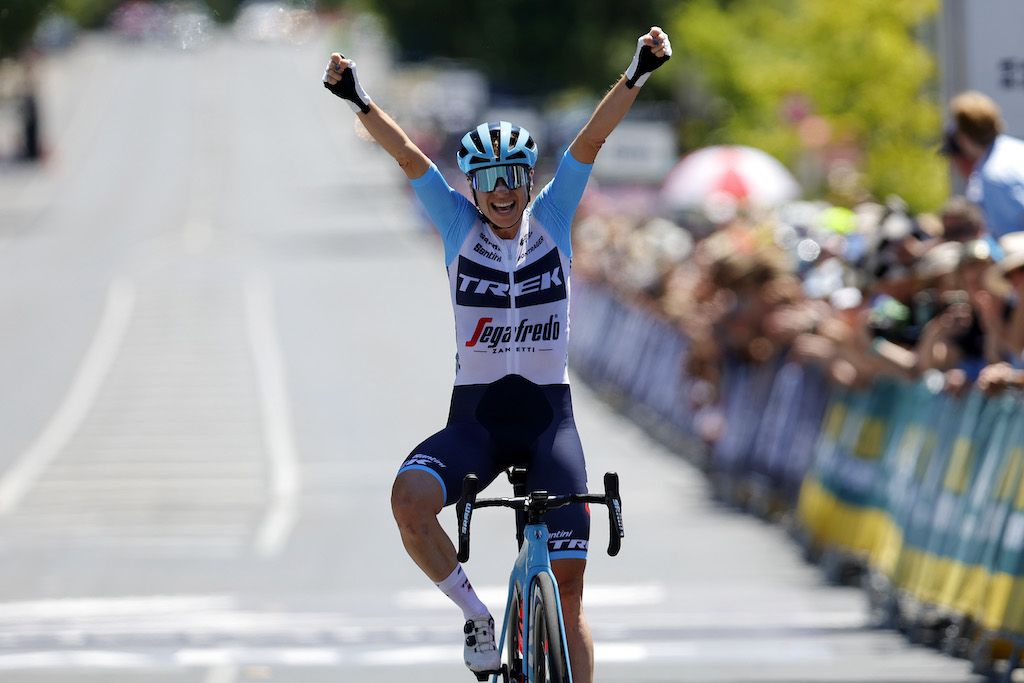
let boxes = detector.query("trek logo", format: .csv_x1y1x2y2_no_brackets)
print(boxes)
550,538,588,551
465,315,562,349
455,249,567,308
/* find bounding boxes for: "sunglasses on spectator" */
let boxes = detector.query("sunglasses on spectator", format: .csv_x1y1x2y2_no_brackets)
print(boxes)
470,165,530,192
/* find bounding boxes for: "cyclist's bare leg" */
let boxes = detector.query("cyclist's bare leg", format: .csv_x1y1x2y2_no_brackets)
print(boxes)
393,470,498,672
552,558,594,683
391,470,455,581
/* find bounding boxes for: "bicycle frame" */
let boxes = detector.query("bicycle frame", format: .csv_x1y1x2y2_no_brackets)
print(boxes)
457,470,623,683
493,522,572,683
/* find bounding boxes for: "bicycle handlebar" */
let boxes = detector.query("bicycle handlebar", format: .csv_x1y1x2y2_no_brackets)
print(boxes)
456,471,624,563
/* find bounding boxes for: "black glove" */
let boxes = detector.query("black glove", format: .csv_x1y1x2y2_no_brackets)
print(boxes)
625,34,672,89
323,55,372,114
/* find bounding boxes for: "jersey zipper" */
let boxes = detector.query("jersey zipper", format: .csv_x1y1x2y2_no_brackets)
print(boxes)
505,236,518,376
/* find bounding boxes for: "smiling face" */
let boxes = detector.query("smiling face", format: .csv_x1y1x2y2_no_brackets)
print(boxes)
471,172,533,235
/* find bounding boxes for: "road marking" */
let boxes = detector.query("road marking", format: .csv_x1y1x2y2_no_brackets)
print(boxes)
0,650,156,669
184,219,213,254
0,641,838,671
244,274,300,557
178,648,342,667
395,583,668,610
0,279,136,516
0,595,235,621
204,664,239,683
0,592,866,636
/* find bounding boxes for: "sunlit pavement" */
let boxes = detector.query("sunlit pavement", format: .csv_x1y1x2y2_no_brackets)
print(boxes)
0,27,983,682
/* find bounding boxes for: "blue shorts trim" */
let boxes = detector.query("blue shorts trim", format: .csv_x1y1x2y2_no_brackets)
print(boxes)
397,464,448,503
549,550,588,561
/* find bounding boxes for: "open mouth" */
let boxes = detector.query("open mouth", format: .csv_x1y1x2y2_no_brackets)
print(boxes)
491,200,516,218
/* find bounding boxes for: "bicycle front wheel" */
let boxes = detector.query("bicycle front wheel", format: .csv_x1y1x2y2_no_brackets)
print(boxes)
527,573,570,683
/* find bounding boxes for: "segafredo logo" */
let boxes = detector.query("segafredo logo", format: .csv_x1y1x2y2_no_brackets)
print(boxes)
455,249,566,308
465,315,562,348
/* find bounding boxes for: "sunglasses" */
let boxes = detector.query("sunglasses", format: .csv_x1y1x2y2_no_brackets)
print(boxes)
470,165,530,192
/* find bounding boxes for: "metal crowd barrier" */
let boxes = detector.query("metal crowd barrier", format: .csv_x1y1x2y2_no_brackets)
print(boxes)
570,278,1024,675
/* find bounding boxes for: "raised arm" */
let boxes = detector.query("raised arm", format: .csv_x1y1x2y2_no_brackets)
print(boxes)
568,26,672,165
322,53,431,180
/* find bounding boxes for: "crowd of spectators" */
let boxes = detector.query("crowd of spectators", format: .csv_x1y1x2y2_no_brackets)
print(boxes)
572,90,1024,418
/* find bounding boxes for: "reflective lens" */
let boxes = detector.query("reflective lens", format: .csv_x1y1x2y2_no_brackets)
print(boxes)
470,165,529,192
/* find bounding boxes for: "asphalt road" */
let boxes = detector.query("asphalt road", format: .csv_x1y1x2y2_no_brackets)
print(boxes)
0,26,984,683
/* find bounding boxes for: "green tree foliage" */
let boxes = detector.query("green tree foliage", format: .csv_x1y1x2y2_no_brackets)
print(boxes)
58,0,121,28
672,0,945,211
0,1,52,58
204,0,241,23
367,0,674,96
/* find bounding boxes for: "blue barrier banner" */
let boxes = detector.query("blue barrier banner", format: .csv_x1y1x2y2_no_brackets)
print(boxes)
908,392,1000,605
751,362,831,499
571,279,1024,634
891,391,975,597
870,382,943,579
983,398,1024,634
712,356,783,475
940,396,1020,616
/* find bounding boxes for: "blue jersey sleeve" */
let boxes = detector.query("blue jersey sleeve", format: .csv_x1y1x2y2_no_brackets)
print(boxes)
410,164,476,264
530,150,593,257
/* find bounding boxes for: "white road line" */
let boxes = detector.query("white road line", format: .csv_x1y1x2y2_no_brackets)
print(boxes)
0,279,136,516
183,219,213,254
178,648,342,667
0,641,840,671
204,664,239,683
395,583,668,610
0,650,157,670
0,595,234,621
244,274,300,557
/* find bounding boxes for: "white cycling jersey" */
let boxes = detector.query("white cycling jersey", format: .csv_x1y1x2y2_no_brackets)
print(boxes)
410,150,593,386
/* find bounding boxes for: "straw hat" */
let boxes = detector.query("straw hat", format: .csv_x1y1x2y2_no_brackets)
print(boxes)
980,233,1024,296
998,233,1024,277
915,241,962,280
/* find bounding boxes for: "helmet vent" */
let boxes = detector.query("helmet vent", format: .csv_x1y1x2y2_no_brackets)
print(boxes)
468,130,486,156
457,120,538,174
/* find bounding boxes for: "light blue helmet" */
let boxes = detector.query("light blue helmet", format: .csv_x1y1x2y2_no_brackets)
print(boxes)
456,120,538,175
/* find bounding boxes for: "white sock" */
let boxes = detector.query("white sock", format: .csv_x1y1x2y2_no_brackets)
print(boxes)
436,564,489,620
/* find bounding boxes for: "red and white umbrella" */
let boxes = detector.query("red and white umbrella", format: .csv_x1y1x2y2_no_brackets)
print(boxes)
660,145,801,210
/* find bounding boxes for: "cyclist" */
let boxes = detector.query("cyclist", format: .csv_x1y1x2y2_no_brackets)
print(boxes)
323,27,671,682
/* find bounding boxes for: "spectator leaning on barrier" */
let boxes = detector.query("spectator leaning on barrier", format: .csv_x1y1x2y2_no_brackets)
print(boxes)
947,91,1024,239
977,234,1024,394
940,196,985,243
994,232,1024,362
913,240,1005,387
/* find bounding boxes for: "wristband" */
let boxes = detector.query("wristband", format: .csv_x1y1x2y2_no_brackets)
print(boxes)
323,56,372,114
625,34,672,89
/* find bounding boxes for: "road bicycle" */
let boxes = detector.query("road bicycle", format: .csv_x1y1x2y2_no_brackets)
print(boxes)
456,467,624,683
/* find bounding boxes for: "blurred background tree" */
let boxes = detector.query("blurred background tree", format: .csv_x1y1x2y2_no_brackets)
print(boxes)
0,1,52,59
671,0,945,211
58,0,122,28
204,0,243,22
1,0,949,211
365,0,675,97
